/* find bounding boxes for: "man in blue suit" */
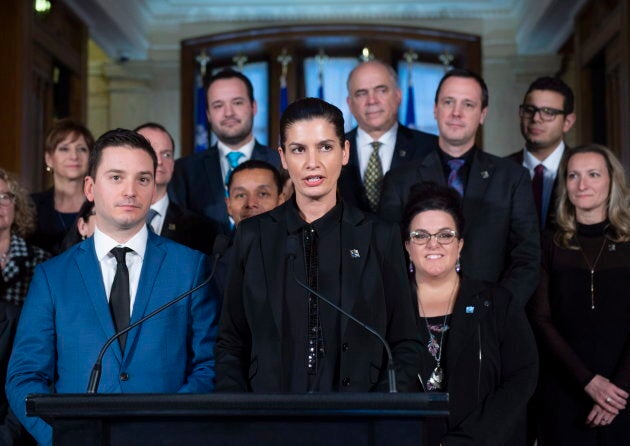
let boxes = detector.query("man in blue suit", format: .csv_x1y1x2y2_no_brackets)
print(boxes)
6,129,218,446
169,69,281,234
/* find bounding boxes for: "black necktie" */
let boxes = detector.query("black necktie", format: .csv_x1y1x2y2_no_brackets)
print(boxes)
110,247,132,351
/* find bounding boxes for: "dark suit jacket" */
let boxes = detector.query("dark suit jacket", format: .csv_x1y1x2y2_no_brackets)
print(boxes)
215,200,421,393
338,124,438,212
0,302,20,422
168,141,281,234
379,149,541,307
505,148,567,231
160,201,219,256
425,278,538,445
29,188,69,255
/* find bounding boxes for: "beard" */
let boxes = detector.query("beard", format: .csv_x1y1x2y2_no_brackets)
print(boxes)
213,120,254,147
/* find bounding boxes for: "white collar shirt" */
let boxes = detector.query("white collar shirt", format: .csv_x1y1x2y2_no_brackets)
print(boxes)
356,123,398,180
149,194,169,235
522,141,565,226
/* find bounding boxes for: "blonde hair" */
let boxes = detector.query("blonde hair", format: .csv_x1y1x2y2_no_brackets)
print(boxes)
0,168,36,238
555,144,630,248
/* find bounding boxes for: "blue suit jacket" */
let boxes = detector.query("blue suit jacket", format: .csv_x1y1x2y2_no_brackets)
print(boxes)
6,232,219,446
168,141,281,234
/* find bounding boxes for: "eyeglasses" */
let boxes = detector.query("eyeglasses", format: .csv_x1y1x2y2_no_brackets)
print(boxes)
519,104,565,122
409,229,458,245
0,192,16,206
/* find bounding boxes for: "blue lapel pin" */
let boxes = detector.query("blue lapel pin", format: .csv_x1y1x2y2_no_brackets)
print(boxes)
350,249,360,259
466,306,475,314
480,171,489,179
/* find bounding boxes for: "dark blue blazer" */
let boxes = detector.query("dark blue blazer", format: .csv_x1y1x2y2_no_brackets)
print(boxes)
168,141,280,234
338,124,438,212
6,233,219,446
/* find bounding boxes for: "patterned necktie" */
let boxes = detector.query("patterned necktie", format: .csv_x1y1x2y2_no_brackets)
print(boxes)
110,247,132,351
364,141,384,212
146,208,159,233
225,151,245,186
447,159,465,196
532,164,545,228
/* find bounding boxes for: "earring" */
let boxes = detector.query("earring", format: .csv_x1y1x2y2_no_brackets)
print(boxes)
46,166,52,172
81,234,86,241
409,261,414,273
455,256,461,273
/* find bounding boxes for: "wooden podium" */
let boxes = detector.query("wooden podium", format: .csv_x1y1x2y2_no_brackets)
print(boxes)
27,393,448,446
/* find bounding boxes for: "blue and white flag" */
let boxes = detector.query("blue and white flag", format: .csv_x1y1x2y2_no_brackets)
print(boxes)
194,72,209,152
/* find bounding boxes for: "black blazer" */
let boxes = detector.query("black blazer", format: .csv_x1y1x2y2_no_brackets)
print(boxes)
505,149,567,231
427,278,538,445
168,141,280,234
338,124,438,212
159,201,219,256
215,200,421,393
379,149,541,307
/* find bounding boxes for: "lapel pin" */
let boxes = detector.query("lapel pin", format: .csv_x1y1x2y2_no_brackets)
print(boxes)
350,249,360,259
480,171,489,179
608,244,616,252
398,150,407,157
465,306,475,314
168,223,176,231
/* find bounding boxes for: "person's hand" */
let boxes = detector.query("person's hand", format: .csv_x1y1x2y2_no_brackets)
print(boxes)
586,403,617,427
584,374,628,414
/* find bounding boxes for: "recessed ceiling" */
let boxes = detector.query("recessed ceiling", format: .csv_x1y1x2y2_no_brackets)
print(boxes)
63,0,586,60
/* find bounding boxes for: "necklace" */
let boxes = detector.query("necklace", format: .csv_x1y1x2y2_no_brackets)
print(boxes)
417,276,459,391
575,236,607,310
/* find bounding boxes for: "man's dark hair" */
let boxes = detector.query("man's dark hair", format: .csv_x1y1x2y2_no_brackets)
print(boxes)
227,159,283,195
133,122,175,151
434,68,489,109
524,76,574,114
89,128,158,177
402,181,465,241
205,68,255,103
279,98,345,151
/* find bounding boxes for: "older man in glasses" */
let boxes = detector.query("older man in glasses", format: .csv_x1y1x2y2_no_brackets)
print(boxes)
506,77,576,231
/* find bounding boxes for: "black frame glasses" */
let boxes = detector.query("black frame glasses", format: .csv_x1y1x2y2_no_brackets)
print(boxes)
519,104,566,122
409,229,458,245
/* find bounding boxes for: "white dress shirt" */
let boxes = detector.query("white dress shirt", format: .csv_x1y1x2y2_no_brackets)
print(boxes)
356,123,398,180
94,225,148,317
148,194,169,235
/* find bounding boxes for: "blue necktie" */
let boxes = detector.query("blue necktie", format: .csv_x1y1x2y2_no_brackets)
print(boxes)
146,208,159,233
225,151,245,186
447,159,465,196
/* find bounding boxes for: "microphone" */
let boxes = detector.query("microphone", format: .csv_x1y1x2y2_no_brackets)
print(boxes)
86,235,230,394
285,236,398,393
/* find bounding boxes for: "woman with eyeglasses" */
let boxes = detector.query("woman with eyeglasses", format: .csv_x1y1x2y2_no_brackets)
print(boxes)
527,144,630,445
30,119,94,255
0,168,49,444
403,181,538,445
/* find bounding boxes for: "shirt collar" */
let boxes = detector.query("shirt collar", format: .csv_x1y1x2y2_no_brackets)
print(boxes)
523,141,565,171
94,224,148,262
218,137,256,161
286,195,343,235
151,193,169,218
356,122,398,147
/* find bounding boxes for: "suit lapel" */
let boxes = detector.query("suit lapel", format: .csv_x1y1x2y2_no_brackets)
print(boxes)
339,206,370,337
418,150,446,184
124,233,166,358
445,279,488,372
260,209,288,335
391,125,411,170
462,151,494,235
76,239,122,362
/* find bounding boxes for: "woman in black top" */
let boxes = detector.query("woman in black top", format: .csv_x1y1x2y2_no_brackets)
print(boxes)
403,182,538,445
30,119,94,254
528,144,630,445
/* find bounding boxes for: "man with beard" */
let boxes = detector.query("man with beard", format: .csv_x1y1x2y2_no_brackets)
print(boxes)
506,77,576,230
169,69,280,234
